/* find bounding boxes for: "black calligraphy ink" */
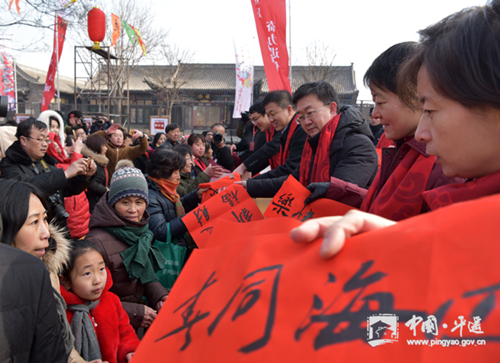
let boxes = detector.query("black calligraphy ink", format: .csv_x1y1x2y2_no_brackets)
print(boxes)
292,205,315,222
194,206,210,227
155,272,217,350
231,208,253,223
221,190,239,207
207,265,283,353
271,193,294,217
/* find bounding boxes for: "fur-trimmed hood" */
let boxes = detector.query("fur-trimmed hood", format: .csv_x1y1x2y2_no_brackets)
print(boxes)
37,110,65,145
43,224,71,275
81,144,109,166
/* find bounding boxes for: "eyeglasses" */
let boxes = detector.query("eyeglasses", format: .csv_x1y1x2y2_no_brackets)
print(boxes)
250,115,262,125
296,105,330,124
27,136,51,145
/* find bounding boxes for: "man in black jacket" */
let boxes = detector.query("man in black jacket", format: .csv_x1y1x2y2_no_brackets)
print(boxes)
242,81,378,198
0,118,96,232
206,123,235,171
234,90,307,179
0,243,67,362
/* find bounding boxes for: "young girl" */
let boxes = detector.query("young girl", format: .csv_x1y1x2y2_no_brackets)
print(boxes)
60,240,140,363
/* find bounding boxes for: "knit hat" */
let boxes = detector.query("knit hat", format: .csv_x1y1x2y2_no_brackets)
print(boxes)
108,167,149,206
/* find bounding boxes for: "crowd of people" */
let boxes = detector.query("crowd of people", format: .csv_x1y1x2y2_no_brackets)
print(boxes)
1,0,500,361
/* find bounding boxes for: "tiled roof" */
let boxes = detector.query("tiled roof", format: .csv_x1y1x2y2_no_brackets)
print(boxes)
128,63,358,96
16,64,85,94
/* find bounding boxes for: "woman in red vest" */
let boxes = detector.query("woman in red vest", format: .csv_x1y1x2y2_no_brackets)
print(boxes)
292,1,500,258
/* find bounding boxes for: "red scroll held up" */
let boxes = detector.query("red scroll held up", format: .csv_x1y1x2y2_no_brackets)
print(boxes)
264,175,355,220
133,193,500,363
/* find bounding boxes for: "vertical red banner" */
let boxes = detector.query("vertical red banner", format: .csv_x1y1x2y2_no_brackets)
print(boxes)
41,16,68,112
251,0,291,92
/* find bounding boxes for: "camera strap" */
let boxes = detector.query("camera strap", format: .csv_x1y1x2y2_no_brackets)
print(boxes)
32,159,51,175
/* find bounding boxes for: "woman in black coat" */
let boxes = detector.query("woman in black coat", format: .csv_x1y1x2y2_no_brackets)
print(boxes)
146,149,202,247
82,133,109,213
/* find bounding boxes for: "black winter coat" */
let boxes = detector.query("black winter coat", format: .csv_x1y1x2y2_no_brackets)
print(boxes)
244,116,307,179
81,145,109,214
0,244,67,363
212,143,234,171
247,106,378,197
0,141,93,225
146,177,200,246
234,123,267,161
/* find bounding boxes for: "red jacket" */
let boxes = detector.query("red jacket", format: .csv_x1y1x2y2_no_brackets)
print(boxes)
47,133,90,238
61,269,140,363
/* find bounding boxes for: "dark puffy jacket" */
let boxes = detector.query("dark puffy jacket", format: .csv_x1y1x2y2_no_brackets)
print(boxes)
234,123,267,161
212,143,234,171
0,141,93,232
86,193,168,329
247,106,378,197
0,244,67,363
146,177,200,246
81,145,109,213
178,171,210,197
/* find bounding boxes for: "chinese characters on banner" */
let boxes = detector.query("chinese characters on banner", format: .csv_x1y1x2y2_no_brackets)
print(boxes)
131,193,500,362
183,184,263,248
0,36,15,111
233,40,254,118
250,0,291,92
199,173,241,204
264,175,355,220
41,16,68,112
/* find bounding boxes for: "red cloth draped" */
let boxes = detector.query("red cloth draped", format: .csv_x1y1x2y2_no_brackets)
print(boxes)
360,148,436,221
423,168,500,210
280,116,298,165
299,114,341,186
266,127,281,170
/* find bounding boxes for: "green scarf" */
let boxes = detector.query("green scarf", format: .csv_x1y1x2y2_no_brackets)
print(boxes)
104,224,166,284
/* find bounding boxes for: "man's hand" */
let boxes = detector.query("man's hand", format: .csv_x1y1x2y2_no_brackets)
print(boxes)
230,144,237,153
131,129,143,140
106,123,120,135
304,182,330,205
85,159,97,179
156,295,167,311
73,137,84,155
204,164,223,179
141,306,157,328
290,210,396,259
125,353,134,362
197,188,208,199
65,158,89,179
233,163,247,176
234,181,247,189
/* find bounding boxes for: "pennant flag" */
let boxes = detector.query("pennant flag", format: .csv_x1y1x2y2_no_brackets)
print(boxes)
120,19,146,56
8,0,20,15
131,193,500,362
111,13,121,47
182,184,263,248
264,175,355,220
41,16,68,112
199,173,241,204
130,25,147,57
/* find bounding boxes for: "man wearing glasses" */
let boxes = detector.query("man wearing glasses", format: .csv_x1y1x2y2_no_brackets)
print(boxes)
240,81,378,198
0,118,96,234
234,90,307,180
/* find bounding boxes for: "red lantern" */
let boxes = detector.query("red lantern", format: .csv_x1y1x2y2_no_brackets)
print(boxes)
88,7,106,50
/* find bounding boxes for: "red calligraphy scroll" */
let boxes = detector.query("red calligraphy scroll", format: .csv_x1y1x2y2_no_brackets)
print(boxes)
264,175,355,220
199,173,241,204
182,184,263,248
131,193,500,362
41,16,68,112
250,0,291,92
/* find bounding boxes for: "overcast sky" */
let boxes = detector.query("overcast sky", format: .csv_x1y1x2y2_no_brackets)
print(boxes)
10,0,485,101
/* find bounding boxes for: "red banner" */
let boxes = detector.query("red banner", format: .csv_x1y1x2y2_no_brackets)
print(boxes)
41,16,68,112
251,0,291,92
182,184,264,248
131,194,500,362
264,175,355,220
